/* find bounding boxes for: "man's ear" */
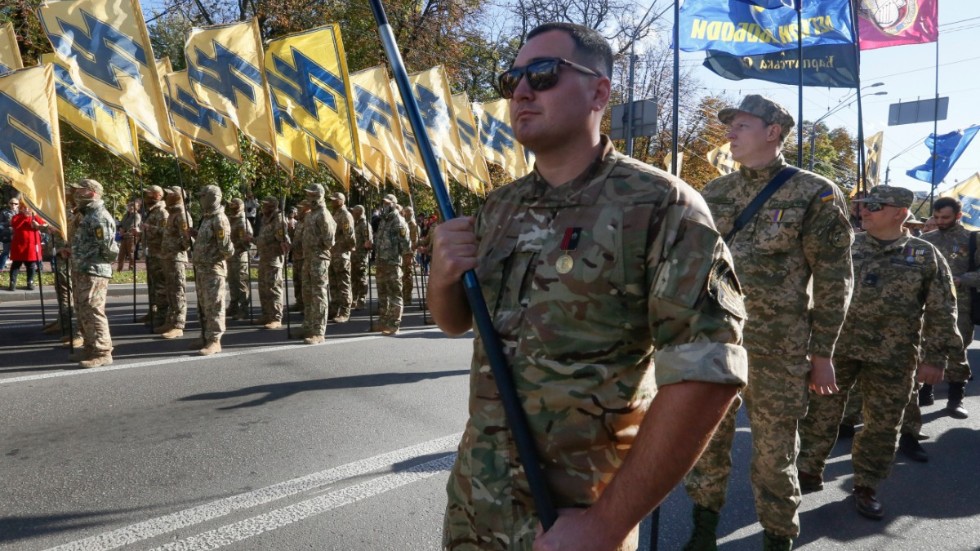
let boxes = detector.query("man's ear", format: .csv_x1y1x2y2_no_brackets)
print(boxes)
592,76,611,112
768,123,784,144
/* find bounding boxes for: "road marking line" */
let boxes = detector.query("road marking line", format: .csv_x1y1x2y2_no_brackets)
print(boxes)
153,454,457,550
1,327,443,386
44,433,461,551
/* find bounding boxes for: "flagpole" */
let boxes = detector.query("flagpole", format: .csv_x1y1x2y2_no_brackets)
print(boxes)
930,38,940,209
797,0,803,167
369,0,558,531
851,0,866,193
671,0,680,175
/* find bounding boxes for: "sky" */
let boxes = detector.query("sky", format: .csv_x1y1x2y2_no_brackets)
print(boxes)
668,0,980,195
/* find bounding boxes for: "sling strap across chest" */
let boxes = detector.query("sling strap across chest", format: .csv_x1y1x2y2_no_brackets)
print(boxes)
725,166,800,243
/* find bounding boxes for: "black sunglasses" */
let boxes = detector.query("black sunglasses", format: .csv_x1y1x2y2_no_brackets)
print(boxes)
497,57,602,99
863,201,899,212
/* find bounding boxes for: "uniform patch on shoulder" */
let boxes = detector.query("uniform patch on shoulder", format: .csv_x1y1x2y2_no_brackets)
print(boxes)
96,227,104,240
400,228,406,237
217,227,225,240
819,189,834,203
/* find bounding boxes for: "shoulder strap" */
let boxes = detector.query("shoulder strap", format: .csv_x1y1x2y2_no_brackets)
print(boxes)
970,231,977,272
725,166,800,243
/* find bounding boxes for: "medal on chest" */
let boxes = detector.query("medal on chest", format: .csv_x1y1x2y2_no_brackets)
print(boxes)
556,227,582,274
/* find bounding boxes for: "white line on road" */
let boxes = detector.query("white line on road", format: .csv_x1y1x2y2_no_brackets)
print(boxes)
1,328,443,386
44,433,461,551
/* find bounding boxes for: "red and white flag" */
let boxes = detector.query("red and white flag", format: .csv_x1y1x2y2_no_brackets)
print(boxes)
858,0,938,50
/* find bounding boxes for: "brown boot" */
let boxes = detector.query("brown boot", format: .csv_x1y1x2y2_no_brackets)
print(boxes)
263,320,282,329
63,336,84,348
154,324,174,335
198,341,222,356
160,328,184,339
79,355,113,368
303,335,324,345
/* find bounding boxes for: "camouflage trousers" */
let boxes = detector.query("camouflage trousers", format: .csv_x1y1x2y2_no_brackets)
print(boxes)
52,256,78,337
302,257,329,337
376,263,403,330
948,310,973,383
292,257,304,310
163,259,187,329
146,256,169,328
258,261,284,323
194,264,226,343
685,354,808,538
75,273,112,357
401,256,414,303
328,255,351,318
116,237,136,271
901,381,923,437
226,254,250,318
799,359,916,490
842,388,862,425
352,254,369,307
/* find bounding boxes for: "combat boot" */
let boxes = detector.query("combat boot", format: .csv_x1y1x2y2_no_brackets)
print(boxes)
198,341,221,356
263,320,282,329
946,382,969,419
8,269,18,291
333,314,349,323
899,433,928,462
63,336,83,348
154,323,174,335
160,328,184,339
919,383,935,406
79,355,113,368
798,471,823,494
303,335,324,345
853,485,883,520
682,504,719,551
762,531,793,551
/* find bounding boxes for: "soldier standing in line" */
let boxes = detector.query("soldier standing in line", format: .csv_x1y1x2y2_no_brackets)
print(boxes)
289,200,310,316
300,184,335,344
48,191,82,347
66,179,118,368
919,196,975,419
400,205,419,306
254,196,290,329
328,191,355,323
375,194,410,336
158,187,191,339
351,204,373,310
115,200,141,272
142,185,169,329
225,198,252,321
683,95,854,551
797,186,959,520
189,185,234,356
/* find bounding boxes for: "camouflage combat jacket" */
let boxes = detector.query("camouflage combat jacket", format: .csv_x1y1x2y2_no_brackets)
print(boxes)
256,210,289,266
701,154,853,364
143,201,168,259
291,216,306,262
229,213,251,261
192,208,233,274
444,139,748,550
302,203,336,261
375,210,409,266
353,216,372,262
330,205,355,258
161,206,191,262
407,216,419,250
838,232,961,367
920,223,980,313
72,199,117,278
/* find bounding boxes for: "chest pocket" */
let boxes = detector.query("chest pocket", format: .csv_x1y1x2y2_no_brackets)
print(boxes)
752,200,806,254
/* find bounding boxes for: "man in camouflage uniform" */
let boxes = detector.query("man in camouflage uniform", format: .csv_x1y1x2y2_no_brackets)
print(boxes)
919,196,975,419
115,200,141,271
351,204,373,310
401,205,419,305
798,186,959,520
142,185,169,329
684,94,854,550
189,185,234,356
300,184,335,344
67,179,118,368
375,194,410,335
158,187,191,339
225,198,252,321
289,200,310,316
327,191,355,323
429,23,746,551
254,196,290,329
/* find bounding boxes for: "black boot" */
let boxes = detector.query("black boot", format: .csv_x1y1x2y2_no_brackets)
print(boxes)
899,433,928,462
682,504,719,551
8,268,18,291
762,531,793,551
25,263,35,290
919,384,934,406
946,382,969,419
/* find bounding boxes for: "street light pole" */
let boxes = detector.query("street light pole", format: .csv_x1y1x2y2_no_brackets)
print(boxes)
807,85,886,171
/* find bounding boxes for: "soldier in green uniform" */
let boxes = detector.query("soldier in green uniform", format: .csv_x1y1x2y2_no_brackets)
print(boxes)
375,194,410,336
429,23,746,551
683,94,854,551
300,184,335,344
190,185,234,355
225,198,252,321
254,197,290,329
159,187,191,339
351,204,373,310
142,185,169,329
401,205,419,305
289,200,309,316
328,191,355,323
67,179,118,368
797,186,959,520
919,196,975,419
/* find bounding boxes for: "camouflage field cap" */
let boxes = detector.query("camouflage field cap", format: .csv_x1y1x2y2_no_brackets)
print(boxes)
853,185,914,209
382,193,398,204
304,183,325,197
227,198,244,213
144,185,164,196
261,195,279,206
198,185,221,198
904,213,925,225
70,179,103,195
330,191,345,202
719,94,795,138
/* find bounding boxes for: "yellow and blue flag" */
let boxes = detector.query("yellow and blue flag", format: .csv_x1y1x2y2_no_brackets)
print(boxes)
271,94,317,173
313,138,351,191
942,173,980,230
39,0,174,154
350,66,408,187
451,92,490,194
474,99,529,180
0,64,67,237
390,79,431,187
0,22,23,75
155,58,195,168
164,69,242,165
408,66,466,186
265,25,361,168
707,142,739,176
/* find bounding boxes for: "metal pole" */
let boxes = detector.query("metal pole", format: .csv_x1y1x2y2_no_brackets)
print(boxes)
851,0,866,194
930,39,940,209
625,41,636,158
797,0,804,167
671,0,680,176
369,0,557,530
66,256,75,354
277,169,292,340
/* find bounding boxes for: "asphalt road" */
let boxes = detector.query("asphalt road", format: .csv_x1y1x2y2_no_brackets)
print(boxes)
1,286,978,551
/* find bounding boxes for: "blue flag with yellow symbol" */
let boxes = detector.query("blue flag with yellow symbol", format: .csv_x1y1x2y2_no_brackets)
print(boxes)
906,125,980,185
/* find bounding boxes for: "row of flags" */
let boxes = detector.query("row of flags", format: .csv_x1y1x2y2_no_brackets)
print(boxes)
0,1,533,237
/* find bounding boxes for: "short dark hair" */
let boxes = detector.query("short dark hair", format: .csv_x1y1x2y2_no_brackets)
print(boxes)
526,22,613,77
933,196,961,215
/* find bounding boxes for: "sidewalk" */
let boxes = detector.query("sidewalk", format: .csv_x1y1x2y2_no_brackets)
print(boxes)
0,281,190,304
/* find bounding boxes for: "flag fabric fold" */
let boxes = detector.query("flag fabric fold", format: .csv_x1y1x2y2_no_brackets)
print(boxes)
474,99,529,180
703,43,858,87
350,66,409,187
707,142,740,176
864,131,884,188
155,57,195,167
906,126,980,185
858,0,938,50
164,69,242,164
0,22,24,74
452,92,491,194
941,173,980,230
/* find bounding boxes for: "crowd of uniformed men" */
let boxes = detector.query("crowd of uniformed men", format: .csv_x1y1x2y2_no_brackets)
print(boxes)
44,180,423,367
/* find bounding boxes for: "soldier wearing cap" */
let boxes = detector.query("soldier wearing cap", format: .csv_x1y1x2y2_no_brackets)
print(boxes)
300,184,336,344
289,199,310,316
328,191,356,323
158,187,192,339
142,185,169,328
189,185,234,355
400,206,419,305
255,196,290,329
684,94,854,549
116,200,141,272
375,194,410,335
918,196,976,419
798,186,959,520
351,204,373,310
225,198,252,321
67,179,117,368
